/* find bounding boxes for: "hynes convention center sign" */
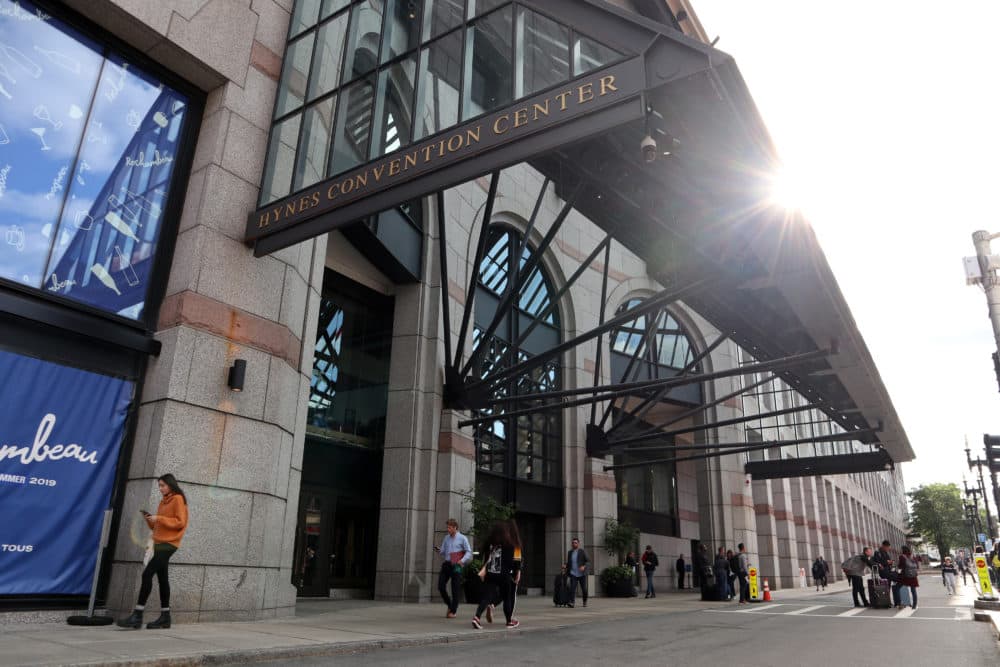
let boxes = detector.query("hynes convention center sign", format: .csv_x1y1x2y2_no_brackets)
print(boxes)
245,58,645,255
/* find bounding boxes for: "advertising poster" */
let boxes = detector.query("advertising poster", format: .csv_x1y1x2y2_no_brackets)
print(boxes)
0,349,133,595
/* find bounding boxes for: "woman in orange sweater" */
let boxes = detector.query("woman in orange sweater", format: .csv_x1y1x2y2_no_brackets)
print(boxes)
118,474,189,629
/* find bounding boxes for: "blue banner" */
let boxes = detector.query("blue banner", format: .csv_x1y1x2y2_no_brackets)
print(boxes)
0,350,133,595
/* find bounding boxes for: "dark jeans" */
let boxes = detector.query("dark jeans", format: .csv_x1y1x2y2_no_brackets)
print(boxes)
677,572,684,589
728,574,737,599
738,574,749,602
645,571,655,596
895,584,917,608
438,561,461,614
849,575,868,606
568,574,587,604
138,544,177,607
475,574,517,622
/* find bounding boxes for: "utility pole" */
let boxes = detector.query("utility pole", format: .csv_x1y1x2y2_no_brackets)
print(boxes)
964,479,985,544
966,231,1000,380
966,440,997,540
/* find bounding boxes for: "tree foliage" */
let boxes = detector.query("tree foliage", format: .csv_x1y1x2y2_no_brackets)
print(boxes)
604,517,639,565
908,483,967,556
458,486,516,547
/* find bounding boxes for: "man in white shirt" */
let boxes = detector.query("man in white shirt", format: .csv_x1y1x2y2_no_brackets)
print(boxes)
435,518,472,618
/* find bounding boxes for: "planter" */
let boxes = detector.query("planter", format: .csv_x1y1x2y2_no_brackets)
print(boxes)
604,578,634,598
463,574,483,604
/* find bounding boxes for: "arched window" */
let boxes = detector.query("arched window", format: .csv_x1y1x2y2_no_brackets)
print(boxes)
610,299,702,534
471,225,561,484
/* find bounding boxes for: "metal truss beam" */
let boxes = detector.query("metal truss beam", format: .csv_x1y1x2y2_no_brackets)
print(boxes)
743,450,894,479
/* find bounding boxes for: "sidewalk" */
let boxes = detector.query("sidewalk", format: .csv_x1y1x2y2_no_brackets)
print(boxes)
0,581,853,666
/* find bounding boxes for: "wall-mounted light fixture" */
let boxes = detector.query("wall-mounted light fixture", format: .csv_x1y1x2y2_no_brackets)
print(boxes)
228,359,247,392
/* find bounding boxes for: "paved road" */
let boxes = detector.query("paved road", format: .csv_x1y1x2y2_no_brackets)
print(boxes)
266,587,998,666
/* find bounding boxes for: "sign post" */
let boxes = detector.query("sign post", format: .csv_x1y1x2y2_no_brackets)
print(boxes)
974,555,996,600
748,566,759,602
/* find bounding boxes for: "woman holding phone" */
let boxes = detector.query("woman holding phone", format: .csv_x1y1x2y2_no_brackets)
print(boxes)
117,474,189,629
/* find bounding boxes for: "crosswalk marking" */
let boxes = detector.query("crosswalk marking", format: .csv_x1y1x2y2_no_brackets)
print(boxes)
838,607,865,617
746,603,782,612
894,607,915,618
786,605,825,615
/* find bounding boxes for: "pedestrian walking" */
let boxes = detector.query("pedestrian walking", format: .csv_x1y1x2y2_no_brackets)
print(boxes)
434,518,472,618
676,554,686,590
625,551,638,587
641,545,659,598
737,543,750,604
872,540,899,607
941,556,957,595
897,545,919,609
957,551,969,584
714,547,730,601
812,557,827,591
843,547,871,607
117,474,189,630
472,520,522,629
565,537,590,607
726,550,738,600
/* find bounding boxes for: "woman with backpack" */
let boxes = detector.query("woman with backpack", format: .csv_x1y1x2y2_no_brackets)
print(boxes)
472,520,522,629
896,544,919,609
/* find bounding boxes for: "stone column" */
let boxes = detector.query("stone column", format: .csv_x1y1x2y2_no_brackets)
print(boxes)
771,478,799,589
101,0,321,621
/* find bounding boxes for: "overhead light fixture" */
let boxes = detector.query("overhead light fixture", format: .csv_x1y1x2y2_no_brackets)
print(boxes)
228,359,247,392
407,1,417,20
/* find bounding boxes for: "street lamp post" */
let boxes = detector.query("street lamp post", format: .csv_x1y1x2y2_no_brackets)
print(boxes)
966,442,998,541
964,480,986,545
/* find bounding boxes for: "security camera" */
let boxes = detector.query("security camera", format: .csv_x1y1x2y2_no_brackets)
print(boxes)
641,134,657,163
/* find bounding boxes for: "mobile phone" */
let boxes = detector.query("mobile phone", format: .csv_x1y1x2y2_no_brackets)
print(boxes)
141,510,150,516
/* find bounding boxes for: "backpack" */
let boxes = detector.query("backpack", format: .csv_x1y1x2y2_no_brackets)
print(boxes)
729,555,740,574
812,561,824,578
902,556,918,578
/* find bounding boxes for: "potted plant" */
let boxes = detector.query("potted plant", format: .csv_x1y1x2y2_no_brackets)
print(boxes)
600,565,636,597
601,517,639,597
457,487,516,603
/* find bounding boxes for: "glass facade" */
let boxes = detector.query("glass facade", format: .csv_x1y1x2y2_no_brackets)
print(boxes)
0,0,192,321
610,301,701,531
260,0,622,205
472,225,561,484
307,274,394,448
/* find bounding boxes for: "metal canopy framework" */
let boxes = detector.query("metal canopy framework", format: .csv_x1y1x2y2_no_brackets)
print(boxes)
247,1,913,478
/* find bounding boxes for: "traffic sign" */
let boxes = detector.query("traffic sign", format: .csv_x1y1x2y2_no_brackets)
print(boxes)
748,567,759,600
975,556,994,597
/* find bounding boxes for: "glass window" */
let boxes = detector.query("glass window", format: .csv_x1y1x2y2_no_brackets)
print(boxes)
307,13,348,102
294,97,335,190
472,226,561,484
0,0,192,322
463,4,512,120
275,32,315,116
516,8,569,98
308,274,394,448
328,77,375,175
341,0,384,85
371,56,416,157
381,0,422,64
413,28,462,139
468,0,506,18
320,0,352,20
289,0,322,37
425,0,464,40
573,34,621,76
259,113,302,204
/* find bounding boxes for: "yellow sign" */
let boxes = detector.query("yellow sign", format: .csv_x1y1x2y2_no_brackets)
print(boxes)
748,566,759,600
975,556,994,596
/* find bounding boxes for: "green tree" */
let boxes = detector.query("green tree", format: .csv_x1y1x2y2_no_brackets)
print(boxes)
603,517,639,565
457,487,516,547
908,483,967,556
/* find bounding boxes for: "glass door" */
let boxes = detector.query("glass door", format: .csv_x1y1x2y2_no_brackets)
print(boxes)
293,489,335,596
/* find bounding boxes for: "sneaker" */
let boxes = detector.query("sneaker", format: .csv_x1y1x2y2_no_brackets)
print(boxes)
582,600,587,607
485,605,493,623
471,616,482,629
446,611,456,618
506,619,520,629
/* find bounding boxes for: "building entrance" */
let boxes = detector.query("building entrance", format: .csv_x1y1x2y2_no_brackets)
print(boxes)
292,271,393,597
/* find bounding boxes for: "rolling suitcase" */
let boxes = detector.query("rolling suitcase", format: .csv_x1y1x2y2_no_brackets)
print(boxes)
868,578,891,609
553,574,571,607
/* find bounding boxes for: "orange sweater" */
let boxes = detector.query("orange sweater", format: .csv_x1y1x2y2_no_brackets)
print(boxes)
148,493,189,547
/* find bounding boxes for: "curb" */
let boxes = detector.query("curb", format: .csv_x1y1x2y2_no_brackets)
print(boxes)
62,621,581,667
